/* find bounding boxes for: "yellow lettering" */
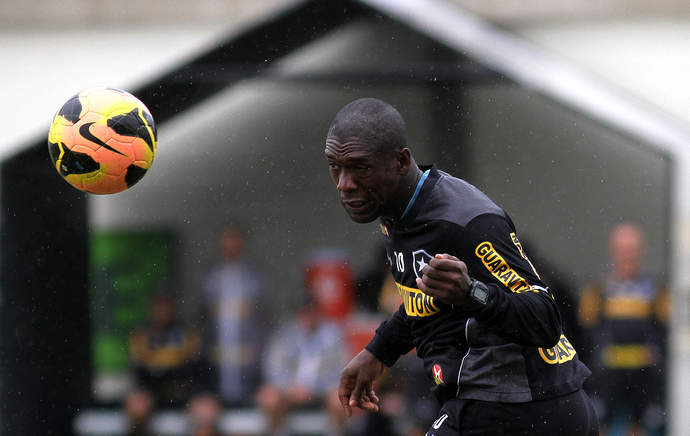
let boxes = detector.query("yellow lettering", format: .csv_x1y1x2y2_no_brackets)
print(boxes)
511,281,532,293
396,282,440,317
510,232,541,279
487,259,502,271
539,346,559,364
494,265,508,276
538,335,577,364
476,242,491,257
475,242,533,293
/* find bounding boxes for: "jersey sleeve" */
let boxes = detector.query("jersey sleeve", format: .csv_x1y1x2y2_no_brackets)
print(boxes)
365,304,416,367
460,213,563,348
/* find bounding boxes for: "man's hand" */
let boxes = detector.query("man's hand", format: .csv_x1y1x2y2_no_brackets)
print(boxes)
338,349,386,417
416,253,472,306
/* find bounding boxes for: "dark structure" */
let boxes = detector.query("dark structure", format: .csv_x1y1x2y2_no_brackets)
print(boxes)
0,0,675,434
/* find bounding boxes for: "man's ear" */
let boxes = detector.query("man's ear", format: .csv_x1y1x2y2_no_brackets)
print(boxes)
397,148,412,174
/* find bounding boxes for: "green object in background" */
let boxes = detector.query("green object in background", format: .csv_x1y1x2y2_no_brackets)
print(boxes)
90,231,176,372
93,333,129,371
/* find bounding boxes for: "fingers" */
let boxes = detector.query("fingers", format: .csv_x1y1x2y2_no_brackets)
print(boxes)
338,349,385,417
416,253,471,305
339,392,379,417
365,386,380,404
339,381,380,417
425,254,463,273
421,255,468,285
338,373,356,417
350,394,379,413
339,392,353,417
350,382,380,411
418,256,464,286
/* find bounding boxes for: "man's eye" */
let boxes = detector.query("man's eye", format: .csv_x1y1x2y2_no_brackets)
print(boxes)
356,166,370,171
328,162,339,169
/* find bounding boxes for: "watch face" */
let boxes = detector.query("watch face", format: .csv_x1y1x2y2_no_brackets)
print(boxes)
472,282,489,304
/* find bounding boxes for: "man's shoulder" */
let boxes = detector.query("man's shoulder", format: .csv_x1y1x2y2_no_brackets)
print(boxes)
425,171,505,227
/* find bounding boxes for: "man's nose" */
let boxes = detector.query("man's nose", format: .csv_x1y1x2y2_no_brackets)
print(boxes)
337,170,357,192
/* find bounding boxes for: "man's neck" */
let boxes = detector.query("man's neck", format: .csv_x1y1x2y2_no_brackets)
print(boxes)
385,165,424,224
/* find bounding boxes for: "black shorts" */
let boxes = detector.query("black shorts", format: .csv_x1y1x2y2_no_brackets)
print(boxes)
425,389,599,436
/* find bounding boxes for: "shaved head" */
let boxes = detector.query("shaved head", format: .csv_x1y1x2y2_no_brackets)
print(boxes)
325,98,421,223
609,222,645,279
327,98,407,157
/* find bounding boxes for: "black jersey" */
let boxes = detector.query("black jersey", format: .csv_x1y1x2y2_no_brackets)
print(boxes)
365,165,591,405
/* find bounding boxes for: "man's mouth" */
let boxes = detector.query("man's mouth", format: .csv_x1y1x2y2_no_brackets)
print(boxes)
342,199,369,211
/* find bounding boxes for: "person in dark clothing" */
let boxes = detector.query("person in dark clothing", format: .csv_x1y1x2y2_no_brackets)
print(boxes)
129,292,202,407
123,389,155,436
579,222,668,436
324,98,598,435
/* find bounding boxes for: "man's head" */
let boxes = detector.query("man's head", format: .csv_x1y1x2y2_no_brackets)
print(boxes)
325,98,419,223
151,293,176,330
218,225,245,261
124,389,154,428
327,98,407,157
186,393,222,436
609,222,645,279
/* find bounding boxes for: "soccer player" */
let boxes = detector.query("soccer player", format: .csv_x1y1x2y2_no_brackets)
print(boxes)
324,98,598,435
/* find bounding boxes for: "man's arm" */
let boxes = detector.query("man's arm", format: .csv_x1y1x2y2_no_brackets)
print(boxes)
338,349,385,417
470,282,562,347
364,307,415,367
339,305,415,416
417,214,562,348
417,254,561,348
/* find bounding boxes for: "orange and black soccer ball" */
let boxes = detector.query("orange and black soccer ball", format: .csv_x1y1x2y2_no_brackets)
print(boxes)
48,87,157,194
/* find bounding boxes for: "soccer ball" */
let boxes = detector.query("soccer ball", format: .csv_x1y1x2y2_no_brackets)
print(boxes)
48,87,157,194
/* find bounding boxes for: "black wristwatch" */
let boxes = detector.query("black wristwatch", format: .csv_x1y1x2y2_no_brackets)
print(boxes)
466,279,489,311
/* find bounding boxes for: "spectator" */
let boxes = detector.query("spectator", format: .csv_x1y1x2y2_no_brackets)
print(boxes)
579,222,669,436
123,389,155,436
256,290,348,436
186,392,224,436
303,250,355,321
129,290,202,406
202,225,269,407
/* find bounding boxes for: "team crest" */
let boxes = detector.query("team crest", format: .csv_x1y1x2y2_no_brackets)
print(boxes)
432,364,445,385
412,249,434,279
380,223,389,237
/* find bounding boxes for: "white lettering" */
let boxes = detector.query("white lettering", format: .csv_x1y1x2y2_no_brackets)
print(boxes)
395,251,405,272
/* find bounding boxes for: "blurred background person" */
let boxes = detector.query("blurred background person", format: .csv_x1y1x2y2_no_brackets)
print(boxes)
123,389,156,436
579,222,669,436
186,392,224,436
256,284,349,436
129,287,203,407
201,224,270,407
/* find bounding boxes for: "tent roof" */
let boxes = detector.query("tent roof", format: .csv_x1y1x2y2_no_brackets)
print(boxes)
136,0,689,157
362,0,690,155
12,0,690,162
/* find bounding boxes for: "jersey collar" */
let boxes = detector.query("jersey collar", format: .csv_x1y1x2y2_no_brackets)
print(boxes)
385,164,439,228
401,169,430,220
